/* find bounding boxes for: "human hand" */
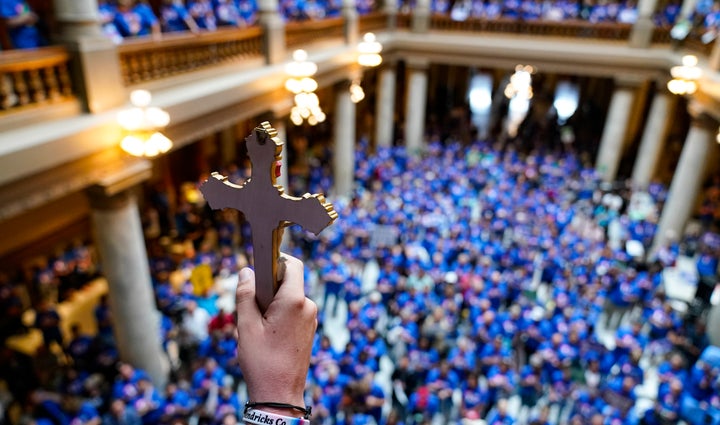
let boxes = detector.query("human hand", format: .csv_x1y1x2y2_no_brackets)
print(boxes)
235,254,317,416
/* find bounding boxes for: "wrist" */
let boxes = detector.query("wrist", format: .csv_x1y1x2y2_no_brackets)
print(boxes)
244,402,311,420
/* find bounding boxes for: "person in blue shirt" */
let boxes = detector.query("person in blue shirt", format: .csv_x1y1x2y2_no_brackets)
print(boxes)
131,377,165,425
99,1,123,43
214,0,245,26
161,0,200,33
486,398,514,425
114,0,161,38
518,354,545,418
103,399,142,425
188,0,217,29
191,357,227,400
321,252,350,317
162,381,196,421
317,364,348,424
0,0,45,49
236,0,258,26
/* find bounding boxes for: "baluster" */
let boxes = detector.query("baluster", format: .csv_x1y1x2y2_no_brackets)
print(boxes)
119,55,131,85
128,55,141,84
28,69,46,103
57,64,73,96
149,50,161,79
140,53,152,82
0,72,18,109
44,66,60,100
13,71,30,105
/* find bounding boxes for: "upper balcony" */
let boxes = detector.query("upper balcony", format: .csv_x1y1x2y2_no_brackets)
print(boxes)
0,4,719,222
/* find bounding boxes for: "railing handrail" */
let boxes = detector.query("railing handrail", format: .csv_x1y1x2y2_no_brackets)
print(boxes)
429,14,636,38
0,46,70,71
285,16,346,33
117,26,264,54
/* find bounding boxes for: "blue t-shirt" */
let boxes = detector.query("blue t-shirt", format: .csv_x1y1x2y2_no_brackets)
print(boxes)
161,3,192,32
114,4,158,37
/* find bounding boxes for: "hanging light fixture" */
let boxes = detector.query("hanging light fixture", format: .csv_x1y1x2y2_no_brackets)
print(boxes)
667,55,701,96
286,49,325,126
350,33,384,104
117,89,172,157
358,32,383,67
504,65,535,100
350,79,365,104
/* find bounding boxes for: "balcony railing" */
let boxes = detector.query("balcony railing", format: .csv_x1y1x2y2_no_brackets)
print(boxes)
118,26,264,86
430,15,637,40
359,11,389,34
0,46,75,114
285,17,346,50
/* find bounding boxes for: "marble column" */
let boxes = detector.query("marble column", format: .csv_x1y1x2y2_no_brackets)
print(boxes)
404,60,429,155
375,65,397,148
653,107,716,249
709,305,720,346
258,0,285,64
631,90,673,188
89,188,169,387
412,0,431,33
333,81,357,198
709,37,720,71
384,0,399,29
342,0,359,46
595,81,637,182
54,0,125,112
679,0,698,22
629,0,658,47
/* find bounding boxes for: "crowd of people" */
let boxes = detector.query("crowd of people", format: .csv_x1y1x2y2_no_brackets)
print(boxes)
5,0,720,50
1,130,719,425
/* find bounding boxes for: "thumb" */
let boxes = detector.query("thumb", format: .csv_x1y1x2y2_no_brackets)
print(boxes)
236,267,261,325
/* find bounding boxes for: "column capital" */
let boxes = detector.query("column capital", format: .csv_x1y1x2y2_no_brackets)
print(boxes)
87,188,131,211
405,57,430,71
87,157,153,209
687,101,718,130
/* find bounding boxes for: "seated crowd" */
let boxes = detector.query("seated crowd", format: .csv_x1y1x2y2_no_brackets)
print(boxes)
1,132,719,425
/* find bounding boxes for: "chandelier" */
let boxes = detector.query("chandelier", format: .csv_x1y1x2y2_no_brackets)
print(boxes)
116,90,172,157
357,32,382,67
667,55,701,95
350,79,365,104
286,49,325,126
504,65,535,100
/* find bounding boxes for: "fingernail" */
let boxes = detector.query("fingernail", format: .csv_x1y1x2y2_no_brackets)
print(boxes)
239,268,252,282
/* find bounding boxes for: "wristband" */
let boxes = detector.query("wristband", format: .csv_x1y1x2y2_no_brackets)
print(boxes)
243,407,310,425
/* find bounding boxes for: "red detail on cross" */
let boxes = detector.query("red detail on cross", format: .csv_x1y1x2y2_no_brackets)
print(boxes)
275,160,282,178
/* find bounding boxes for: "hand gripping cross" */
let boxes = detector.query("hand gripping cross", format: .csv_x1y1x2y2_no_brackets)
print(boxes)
199,122,338,312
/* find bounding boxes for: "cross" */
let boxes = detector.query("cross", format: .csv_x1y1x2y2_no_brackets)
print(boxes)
199,121,338,312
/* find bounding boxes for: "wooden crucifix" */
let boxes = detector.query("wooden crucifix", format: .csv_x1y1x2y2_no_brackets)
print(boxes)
199,121,338,312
